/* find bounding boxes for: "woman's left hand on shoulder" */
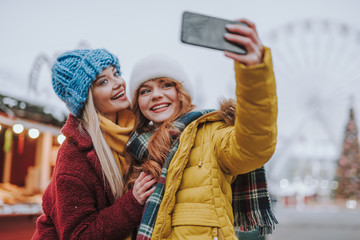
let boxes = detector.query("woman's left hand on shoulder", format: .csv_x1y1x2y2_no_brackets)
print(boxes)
224,18,264,66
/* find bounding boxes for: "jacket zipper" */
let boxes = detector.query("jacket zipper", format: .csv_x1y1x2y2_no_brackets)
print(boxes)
198,123,205,167
158,122,198,239
212,227,218,240
212,227,225,240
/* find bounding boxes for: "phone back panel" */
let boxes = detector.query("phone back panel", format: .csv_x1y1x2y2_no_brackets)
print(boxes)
181,11,247,55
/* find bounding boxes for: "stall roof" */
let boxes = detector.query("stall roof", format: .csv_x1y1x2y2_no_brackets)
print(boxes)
0,93,67,128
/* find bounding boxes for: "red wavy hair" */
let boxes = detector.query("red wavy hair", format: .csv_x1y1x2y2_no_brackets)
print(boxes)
125,77,194,190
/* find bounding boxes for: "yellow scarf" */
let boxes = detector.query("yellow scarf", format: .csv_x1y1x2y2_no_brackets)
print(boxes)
98,109,135,176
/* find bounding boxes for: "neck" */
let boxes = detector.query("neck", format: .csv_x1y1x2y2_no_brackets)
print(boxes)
102,112,117,123
153,121,162,129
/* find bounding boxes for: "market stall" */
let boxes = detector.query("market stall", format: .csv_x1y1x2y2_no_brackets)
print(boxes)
0,92,66,218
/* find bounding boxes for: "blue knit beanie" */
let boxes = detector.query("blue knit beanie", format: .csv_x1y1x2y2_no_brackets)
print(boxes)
52,48,121,117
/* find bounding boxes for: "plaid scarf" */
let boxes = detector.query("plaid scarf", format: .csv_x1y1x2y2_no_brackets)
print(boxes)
126,110,277,239
232,167,278,235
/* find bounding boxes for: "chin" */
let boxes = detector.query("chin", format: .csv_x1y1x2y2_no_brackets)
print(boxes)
119,102,130,110
155,114,174,123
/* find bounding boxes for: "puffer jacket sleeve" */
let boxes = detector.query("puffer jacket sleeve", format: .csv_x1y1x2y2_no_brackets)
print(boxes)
215,47,278,175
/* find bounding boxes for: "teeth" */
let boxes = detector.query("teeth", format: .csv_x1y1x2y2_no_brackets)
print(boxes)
112,91,124,99
152,104,169,110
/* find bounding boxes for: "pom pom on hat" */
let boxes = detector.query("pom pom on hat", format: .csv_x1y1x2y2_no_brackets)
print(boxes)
129,54,192,100
52,48,120,117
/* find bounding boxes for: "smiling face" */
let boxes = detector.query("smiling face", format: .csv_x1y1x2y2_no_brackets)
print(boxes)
91,66,130,122
137,78,180,127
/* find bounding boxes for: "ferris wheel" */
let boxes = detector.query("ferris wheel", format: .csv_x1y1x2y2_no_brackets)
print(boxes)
27,41,92,103
262,19,360,181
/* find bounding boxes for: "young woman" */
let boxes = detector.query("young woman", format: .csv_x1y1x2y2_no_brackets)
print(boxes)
32,49,155,240
125,19,278,240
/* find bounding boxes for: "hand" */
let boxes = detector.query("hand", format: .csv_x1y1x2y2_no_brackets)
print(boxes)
132,172,156,205
224,18,264,66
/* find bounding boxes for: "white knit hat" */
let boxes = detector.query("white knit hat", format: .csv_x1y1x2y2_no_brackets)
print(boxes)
129,54,193,100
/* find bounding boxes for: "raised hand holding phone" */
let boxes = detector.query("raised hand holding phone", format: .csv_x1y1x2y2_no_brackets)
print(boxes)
224,18,264,66
181,12,264,66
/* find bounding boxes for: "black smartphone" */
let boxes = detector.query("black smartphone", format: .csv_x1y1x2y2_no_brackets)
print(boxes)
181,11,247,55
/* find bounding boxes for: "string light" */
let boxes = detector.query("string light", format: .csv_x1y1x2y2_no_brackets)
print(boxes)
28,128,40,139
13,124,24,134
280,179,289,189
346,200,357,209
57,134,66,144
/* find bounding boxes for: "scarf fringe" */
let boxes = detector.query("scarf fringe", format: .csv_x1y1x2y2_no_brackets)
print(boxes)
234,208,278,236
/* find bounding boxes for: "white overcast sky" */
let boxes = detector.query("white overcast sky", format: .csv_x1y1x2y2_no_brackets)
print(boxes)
1,0,360,180
1,0,359,106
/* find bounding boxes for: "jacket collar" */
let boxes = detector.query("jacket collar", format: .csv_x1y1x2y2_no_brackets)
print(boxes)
61,114,93,150
61,114,115,203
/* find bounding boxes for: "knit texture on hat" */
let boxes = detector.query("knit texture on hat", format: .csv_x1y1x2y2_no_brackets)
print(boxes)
52,48,120,117
129,55,192,100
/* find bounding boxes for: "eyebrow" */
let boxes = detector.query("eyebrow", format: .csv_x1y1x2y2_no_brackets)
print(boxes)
140,78,169,88
140,81,154,88
95,66,116,80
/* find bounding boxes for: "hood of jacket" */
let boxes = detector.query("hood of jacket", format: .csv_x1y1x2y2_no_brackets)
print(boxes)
217,99,236,126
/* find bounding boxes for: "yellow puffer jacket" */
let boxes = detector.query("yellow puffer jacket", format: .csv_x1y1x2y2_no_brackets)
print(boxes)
151,47,277,240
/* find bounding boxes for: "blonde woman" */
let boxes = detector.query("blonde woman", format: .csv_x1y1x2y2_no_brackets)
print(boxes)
33,49,155,240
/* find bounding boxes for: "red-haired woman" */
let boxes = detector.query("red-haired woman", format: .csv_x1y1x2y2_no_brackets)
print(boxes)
126,19,278,240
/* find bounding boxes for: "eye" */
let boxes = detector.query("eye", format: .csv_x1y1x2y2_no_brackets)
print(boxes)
139,88,151,95
98,78,108,86
114,70,121,77
162,82,174,88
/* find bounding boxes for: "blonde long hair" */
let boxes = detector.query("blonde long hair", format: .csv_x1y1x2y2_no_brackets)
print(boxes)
81,91,124,200
126,78,194,189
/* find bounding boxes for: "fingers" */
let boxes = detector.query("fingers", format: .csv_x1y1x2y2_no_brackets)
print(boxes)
224,18,264,66
235,18,258,35
234,18,260,45
135,171,146,184
225,23,259,46
144,185,156,198
224,32,256,53
142,181,156,200
224,51,247,63
224,50,262,66
142,178,157,192
132,172,157,205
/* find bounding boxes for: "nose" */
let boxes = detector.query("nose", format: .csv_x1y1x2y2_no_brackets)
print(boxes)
112,76,126,89
151,87,163,99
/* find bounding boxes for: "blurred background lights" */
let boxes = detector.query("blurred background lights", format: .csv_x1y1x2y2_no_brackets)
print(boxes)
330,181,339,190
13,124,24,134
57,134,66,144
280,178,289,189
346,200,357,209
320,180,329,189
28,128,40,139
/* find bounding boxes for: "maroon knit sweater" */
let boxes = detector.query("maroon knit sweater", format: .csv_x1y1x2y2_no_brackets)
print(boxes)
32,114,144,240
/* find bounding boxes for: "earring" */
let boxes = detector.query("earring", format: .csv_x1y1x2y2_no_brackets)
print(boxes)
149,121,154,126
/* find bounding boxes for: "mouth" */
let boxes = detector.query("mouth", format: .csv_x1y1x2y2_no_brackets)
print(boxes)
150,103,170,111
111,90,125,100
